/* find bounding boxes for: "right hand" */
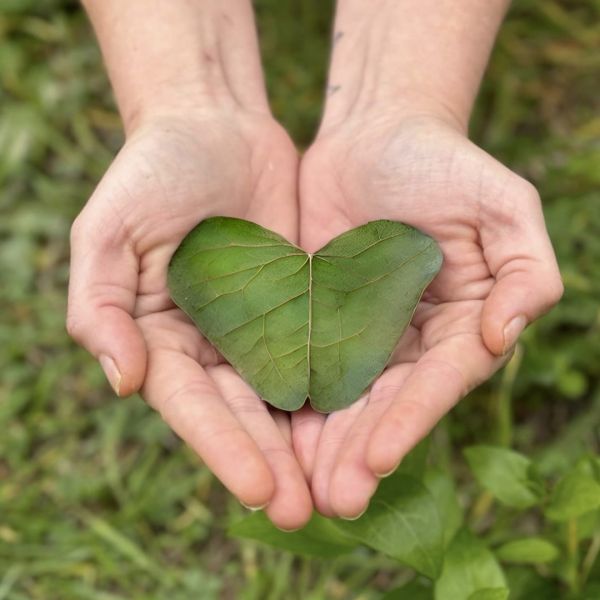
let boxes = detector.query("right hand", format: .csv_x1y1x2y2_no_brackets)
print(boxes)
67,109,313,530
294,112,563,519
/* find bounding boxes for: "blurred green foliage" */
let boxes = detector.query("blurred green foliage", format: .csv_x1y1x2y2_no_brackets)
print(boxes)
0,0,598,598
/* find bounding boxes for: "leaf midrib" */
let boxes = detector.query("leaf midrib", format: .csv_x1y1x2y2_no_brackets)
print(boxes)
215,236,430,401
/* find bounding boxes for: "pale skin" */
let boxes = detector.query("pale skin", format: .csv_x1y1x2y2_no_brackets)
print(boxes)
69,0,562,527
69,0,312,531
291,0,563,518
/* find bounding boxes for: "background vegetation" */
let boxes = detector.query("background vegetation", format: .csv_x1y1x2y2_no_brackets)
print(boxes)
0,0,598,598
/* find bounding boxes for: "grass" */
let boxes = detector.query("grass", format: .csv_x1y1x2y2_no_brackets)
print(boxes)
0,0,599,598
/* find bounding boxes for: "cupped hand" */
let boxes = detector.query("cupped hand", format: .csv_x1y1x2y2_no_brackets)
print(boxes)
67,110,313,530
293,114,563,518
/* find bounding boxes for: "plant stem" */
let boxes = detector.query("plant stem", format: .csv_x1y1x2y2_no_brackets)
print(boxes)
566,518,580,594
469,348,523,531
581,531,600,585
496,344,523,448
469,490,494,530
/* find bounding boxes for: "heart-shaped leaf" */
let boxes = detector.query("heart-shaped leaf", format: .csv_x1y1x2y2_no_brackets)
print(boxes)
168,217,442,412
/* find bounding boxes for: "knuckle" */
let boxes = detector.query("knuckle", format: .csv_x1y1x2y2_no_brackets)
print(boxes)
261,445,294,461
226,393,265,416
70,207,131,251
65,311,84,341
516,177,541,206
158,380,214,414
386,398,430,433
369,383,402,405
69,214,87,246
70,211,106,249
484,175,541,226
198,424,244,446
544,274,565,306
418,358,468,395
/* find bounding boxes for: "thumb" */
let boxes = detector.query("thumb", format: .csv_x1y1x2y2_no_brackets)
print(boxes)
481,184,563,356
67,207,146,396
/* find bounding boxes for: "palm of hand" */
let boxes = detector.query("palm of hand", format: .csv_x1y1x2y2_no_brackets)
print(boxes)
293,117,561,518
68,113,313,529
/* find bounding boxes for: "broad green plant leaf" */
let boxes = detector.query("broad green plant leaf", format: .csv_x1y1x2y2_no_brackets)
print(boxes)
434,528,506,600
393,437,431,481
381,581,434,600
495,537,560,564
230,473,444,577
228,511,356,558
336,474,444,579
545,469,600,521
464,445,544,508
580,583,600,600
467,589,509,600
505,567,558,600
168,217,442,412
424,468,463,547
576,507,600,540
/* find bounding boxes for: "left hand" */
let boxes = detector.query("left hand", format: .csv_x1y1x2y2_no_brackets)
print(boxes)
293,112,563,519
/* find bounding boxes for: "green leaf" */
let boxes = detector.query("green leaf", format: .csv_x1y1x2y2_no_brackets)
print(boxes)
545,469,600,521
580,582,600,600
495,537,560,564
505,566,558,600
434,528,506,600
228,511,356,558
424,468,463,547
381,581,433,600
464,445,544,508
467,589,509,600
336,474,444,579
396,437,431,480
168,217,442,412
576,507,600,540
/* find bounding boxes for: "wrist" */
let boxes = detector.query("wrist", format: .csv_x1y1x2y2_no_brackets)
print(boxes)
318,90,470,139
319,0,509,137
83,0,270,135
120,78,242,137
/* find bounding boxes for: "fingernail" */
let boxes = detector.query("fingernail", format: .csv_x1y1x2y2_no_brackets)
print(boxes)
339,505,368,521
99,354,121,395
276,525,302,533
502,315,527,354
375,461,401,479
240,500,269,512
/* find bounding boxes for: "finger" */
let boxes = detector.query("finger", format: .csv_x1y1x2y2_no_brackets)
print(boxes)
291,406,327,480
67,206,146,397
481,182,563,356
209,366,313,531
367,335,502,476
272,408,293,447
328,364,413,519
143,349,275,509
310,395,369,517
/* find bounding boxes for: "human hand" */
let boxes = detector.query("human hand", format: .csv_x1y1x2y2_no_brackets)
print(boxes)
67,109,314,530
293,112,562,519
68,0,314,530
